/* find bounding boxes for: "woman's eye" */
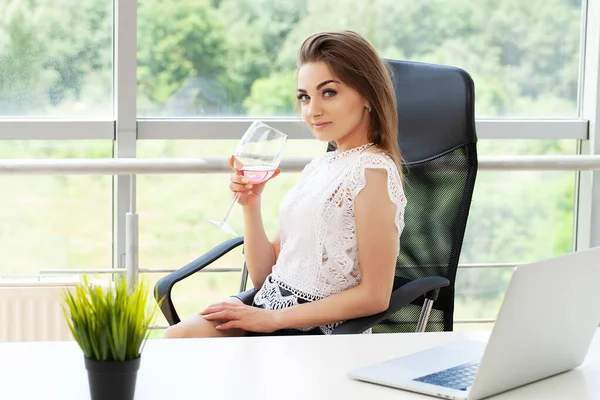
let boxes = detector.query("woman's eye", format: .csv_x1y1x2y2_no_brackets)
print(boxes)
297,94,310,102
323,89,337,98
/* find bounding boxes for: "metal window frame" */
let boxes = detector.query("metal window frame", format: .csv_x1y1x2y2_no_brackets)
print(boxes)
0,119,587,141
113,0,138,273
135,119,589,140
0,120,115,140
576,0,600,251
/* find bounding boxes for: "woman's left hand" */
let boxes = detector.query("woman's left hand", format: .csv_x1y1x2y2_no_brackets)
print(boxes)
200,302,282,333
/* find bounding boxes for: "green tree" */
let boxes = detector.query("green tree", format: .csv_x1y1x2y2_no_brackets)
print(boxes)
137,0,228,116
213,0,306,114
0,0,112,115
260,0,581,117
243,70,297,116
0,1,46,114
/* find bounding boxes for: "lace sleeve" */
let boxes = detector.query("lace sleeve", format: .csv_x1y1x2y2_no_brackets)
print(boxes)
348,152,407,233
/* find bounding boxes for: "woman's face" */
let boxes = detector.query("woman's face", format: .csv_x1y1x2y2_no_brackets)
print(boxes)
297,61,370,148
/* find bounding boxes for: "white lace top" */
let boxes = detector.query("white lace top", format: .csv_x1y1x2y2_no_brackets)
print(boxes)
253,143,407,334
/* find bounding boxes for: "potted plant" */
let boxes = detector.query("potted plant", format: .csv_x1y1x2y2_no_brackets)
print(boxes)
62,276,158,400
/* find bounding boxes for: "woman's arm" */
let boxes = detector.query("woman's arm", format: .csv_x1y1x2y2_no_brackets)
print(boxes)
242,200,280,289
274,167,399,329
228,155,282,289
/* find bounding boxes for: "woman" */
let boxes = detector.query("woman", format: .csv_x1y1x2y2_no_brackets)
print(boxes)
164,30,406,338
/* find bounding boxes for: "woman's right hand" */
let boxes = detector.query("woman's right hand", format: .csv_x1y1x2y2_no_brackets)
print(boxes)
228,156,281,206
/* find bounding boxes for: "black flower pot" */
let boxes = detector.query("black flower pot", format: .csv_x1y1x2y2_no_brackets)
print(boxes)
84,357,141,400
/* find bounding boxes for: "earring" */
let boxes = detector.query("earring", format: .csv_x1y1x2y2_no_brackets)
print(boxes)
366,105,372,112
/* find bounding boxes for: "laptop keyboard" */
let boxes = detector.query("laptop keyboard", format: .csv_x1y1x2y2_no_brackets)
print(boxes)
413,361,479,391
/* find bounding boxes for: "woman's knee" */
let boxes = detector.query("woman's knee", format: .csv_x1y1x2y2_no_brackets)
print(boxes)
163,297,246,339
163,323,189,339
163,315,218,339
163,319,213,339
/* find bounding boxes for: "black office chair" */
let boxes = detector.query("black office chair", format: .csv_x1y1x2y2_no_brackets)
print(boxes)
155,59,478,334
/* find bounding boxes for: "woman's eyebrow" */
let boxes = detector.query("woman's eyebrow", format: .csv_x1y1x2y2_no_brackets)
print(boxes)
297,79,339,93
316,79,338,90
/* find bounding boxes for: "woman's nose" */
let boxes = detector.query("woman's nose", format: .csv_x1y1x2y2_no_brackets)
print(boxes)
308,99,323,117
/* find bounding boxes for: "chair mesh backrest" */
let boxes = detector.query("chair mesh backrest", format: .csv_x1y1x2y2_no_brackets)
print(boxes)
373,60,478,333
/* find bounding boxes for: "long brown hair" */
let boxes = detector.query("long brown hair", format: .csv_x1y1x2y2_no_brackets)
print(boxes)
297,30,404,179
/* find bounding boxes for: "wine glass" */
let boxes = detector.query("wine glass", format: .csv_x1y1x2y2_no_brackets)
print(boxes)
207,121,287,236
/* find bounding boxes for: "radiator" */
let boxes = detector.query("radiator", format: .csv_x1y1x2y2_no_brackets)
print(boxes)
0,279,80,342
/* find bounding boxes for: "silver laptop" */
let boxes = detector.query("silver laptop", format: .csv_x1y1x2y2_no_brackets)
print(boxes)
348,246,600,400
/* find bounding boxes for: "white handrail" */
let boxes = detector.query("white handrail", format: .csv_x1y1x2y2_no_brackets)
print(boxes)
0,158,208,175
37,263,514,275
1,155,600,175
478,155,600,171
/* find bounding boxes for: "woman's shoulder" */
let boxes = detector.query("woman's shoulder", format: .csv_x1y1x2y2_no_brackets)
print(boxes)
349,147,405,200
354,147,398,172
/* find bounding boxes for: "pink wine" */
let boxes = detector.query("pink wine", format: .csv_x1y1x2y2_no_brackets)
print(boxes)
240,166,277,184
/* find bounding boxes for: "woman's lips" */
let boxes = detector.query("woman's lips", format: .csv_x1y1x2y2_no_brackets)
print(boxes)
313,122,332,130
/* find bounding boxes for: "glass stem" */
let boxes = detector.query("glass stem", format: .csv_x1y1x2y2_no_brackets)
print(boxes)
222,192,242,222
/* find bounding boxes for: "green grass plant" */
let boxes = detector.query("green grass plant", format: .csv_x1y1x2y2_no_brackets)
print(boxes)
62,276,158,362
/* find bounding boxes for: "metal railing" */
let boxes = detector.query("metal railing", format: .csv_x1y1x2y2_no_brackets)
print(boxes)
38,267,242,275
2,154,600,175
37,263,519,276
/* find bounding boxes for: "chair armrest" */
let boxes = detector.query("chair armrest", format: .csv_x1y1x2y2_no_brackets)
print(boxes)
154,236,245,325
331,276,449,335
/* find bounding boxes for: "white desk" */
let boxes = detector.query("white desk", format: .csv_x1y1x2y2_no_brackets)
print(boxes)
1,329,599,399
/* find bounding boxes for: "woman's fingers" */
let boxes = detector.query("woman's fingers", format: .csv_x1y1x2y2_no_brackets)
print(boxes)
231,173,252,185
215,320,241,330
231,155,244,170
201,303,247,322
229,170,254,195
202,310,235,321
229,181,253,193
269,168,282,181
227,160,281,204
230,167,281,187
228,155,243,170
200,303,236,314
